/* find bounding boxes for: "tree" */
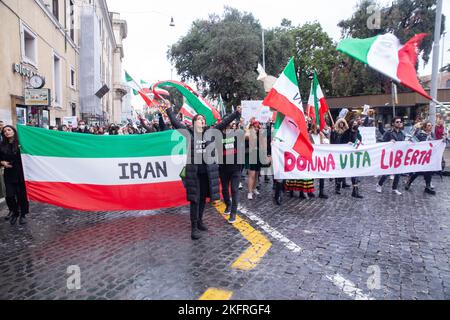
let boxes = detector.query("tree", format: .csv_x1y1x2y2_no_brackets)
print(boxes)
291,22,339,98
168,7,265,109
334,0,446,97
264,22,339,99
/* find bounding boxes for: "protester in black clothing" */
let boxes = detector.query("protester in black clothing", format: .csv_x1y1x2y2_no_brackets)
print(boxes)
219,117,244,224
0,126,29,225
330,118,351,194
341,119,364,199
166,103,242,240
73,121,90,134
376,117,406,195
405,121,437,195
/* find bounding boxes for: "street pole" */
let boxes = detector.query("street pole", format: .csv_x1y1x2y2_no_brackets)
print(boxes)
262,29,266,70
430,0,443,127
392,81,398,118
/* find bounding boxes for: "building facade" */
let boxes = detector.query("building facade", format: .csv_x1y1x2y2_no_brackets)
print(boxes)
78,0,127,125
0,0,80,127
0,0,128,128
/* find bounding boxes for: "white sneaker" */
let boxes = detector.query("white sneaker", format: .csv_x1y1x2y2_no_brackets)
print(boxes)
376,185,382,193
253,189,261,196
239,183,243,190
247,193,253,200
393,189,402,195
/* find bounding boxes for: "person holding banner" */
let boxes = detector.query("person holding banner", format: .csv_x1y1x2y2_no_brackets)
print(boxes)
0,126,29,225
405,121,437,195
165,103,242,240
341,119,364,199
219,116,243,224
310,123,329,199
331,118,351,194
376,117,406,195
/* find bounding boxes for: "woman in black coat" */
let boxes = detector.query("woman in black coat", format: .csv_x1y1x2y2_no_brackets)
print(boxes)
0,126,29,225
165,103,242,240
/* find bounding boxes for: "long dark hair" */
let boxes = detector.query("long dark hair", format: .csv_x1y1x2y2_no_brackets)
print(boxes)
1,125,20,153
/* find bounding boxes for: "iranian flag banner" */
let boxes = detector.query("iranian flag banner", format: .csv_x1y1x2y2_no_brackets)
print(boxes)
18,125,188,212
124,71,157,107
337,33,432,100
263,58,313,160
306,71,329,131
153,80,221,126
179,99,197,124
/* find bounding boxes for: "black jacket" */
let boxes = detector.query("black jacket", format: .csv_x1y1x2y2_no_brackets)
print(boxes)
383,129,406,142
167,108,241,203
0,142,25,184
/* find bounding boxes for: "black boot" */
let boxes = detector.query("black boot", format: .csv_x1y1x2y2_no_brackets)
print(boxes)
10,212,19,226
308,192,315,199
275,182,283,205
289,191,294,198
335,181,341,195
319,191,329,199
352,186,363,199
299,192,306,199
425,187,436,195
197,220,208,232
4,211,12,221
191,224,202,240
19,215,27,225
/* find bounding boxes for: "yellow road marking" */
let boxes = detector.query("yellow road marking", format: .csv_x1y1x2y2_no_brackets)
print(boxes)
214,201,272,271
199,288,233,300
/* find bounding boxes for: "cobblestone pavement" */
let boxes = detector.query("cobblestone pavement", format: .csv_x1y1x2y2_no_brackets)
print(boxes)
0,175,450,300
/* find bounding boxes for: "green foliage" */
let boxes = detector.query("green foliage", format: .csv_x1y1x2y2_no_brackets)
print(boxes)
168,7,265,108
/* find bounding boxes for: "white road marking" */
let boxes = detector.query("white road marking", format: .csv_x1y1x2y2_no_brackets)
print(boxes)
239,206,302,253
239,205,375,300
326,274,374,300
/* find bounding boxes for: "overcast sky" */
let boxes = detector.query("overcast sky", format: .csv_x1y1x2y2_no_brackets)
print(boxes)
106,0,449,106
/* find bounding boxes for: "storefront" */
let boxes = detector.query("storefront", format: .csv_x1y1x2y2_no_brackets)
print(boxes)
10,63,51,128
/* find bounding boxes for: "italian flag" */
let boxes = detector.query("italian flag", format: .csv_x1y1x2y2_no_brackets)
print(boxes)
337,33,432,100
18,125,188,212
124,71,158,108
263,58,313,160
306,71,329,131
153,80,221,126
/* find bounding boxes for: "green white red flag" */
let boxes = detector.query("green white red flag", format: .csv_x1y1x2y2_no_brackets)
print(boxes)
153,80,221,126
337,33,432,100
18,125,188,211
263,58,313,160
306,71,329,131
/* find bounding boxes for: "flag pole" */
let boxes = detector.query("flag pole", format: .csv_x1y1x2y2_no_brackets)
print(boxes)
328,110,335,128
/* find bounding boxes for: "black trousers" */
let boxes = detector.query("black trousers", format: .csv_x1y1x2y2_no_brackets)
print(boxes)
189,173,209,225
220,169,241,214
335,178,358,187
409,172,432,188
5,182,29,217
378,175,400,190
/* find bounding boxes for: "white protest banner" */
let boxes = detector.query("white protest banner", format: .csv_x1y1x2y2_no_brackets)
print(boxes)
359,127,377,145
63,117,78,128
273,140,446,179
242,101,273,123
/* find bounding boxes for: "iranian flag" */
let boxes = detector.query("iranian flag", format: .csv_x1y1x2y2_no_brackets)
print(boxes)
306,71,329,131
337,33,432,100
263,58,313,160
124,71,158,107
153,80,221,126
179,99,197,124
18,125,188,212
